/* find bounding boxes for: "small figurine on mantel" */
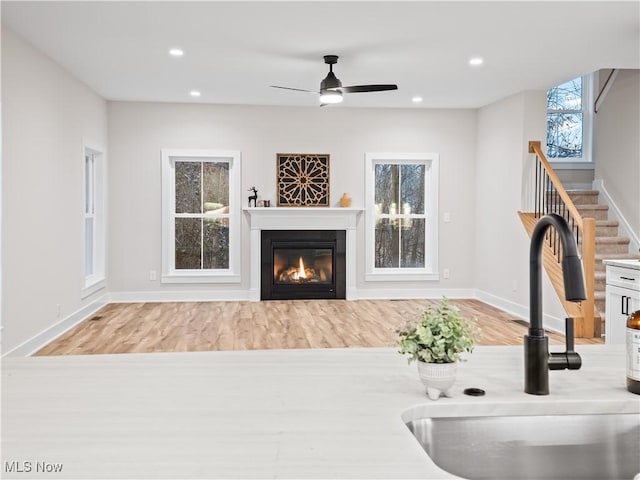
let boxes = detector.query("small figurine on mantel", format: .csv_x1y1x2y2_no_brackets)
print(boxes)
248,186,258,207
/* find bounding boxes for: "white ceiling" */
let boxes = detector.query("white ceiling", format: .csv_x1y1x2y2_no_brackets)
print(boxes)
2,1,639,109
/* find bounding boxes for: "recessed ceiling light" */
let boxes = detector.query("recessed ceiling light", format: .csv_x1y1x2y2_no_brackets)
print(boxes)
190,90,201,97
469,57,484,66
412,96,423,103
169,48,184,57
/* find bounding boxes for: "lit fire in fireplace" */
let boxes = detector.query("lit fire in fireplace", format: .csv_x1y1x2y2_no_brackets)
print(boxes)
296,257,306,280
278,256,326,283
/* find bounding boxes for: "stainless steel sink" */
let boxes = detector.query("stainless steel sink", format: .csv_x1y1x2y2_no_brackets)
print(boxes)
406,413,640,480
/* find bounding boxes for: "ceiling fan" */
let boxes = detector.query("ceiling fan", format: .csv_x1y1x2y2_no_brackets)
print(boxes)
270,55,398,105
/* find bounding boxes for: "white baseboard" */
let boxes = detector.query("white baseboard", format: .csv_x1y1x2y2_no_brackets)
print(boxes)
2,294,109,358
109,289,250,303
594,179,640,252
474,289,565,334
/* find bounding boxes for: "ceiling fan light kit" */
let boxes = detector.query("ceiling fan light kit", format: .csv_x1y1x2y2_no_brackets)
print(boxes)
319,90,343,104
271,54,397,106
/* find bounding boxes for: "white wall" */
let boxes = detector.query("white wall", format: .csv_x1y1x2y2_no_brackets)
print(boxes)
594,69,640,241
474,90,567,330
2,26,577,353
1,28,108,353
107,102,478,299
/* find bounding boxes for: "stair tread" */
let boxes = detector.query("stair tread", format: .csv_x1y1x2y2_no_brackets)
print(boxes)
566,190,599,194
574,204,609,209
547,204,608,210
595,252,640,260
595,220,619,226
594,236,631,244
548,202,606,206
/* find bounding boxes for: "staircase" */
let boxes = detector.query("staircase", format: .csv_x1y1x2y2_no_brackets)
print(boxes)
567,189,639,335
521,141,638,338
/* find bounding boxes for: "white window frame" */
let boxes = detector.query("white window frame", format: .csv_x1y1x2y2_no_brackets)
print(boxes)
81,143,106,298
364,152,439,282
547,73,594,164
161,149,241,283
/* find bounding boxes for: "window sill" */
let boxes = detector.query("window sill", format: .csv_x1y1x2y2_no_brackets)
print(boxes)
81,277,106,299
549,161,594,170
161,273,241,284
365,272,440,282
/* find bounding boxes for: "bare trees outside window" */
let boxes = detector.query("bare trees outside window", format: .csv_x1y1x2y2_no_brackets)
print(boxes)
366,152,438,280
547,77,584,159
174,161,230,270
373,163,426,269
162,149,241,283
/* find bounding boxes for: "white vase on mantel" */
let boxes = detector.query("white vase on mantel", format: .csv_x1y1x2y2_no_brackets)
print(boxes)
417,361,458,400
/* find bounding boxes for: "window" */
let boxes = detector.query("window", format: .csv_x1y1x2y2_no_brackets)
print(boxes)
546,75,593,162
161,150,241,283
365,153,439,281
82,144,106,297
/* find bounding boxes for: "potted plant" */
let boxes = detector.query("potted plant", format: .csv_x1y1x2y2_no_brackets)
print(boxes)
397,297,480,400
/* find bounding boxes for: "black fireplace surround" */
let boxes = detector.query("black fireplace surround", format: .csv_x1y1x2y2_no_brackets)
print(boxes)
261,230,346,300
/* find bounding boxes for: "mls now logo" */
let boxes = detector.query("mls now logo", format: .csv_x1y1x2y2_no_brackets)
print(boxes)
4,460,63,473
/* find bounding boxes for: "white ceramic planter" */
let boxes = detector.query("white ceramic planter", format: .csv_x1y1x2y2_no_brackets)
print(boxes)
417,361,458,400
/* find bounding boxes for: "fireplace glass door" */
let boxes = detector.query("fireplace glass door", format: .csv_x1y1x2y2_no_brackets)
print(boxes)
274,246,333,285
261,230,346,300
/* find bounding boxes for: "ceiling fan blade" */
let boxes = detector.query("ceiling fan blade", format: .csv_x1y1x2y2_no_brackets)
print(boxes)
338,84,398,93
270,85,318,94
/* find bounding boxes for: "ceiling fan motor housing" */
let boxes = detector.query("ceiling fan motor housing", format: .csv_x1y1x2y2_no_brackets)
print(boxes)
321,71,342,91
321,55,342,91
320,55,342,92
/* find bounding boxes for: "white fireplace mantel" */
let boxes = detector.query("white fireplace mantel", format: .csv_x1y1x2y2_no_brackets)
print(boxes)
244,207,363,301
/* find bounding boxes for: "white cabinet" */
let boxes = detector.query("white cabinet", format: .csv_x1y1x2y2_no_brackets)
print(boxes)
605,261,640,344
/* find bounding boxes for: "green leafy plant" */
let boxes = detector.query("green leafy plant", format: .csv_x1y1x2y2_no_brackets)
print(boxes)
397,297,480,364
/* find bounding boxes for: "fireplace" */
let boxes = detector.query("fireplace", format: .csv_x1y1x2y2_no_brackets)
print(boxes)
261,230,346,300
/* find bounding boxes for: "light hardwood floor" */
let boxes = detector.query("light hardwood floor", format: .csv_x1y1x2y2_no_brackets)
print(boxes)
35,299,602,356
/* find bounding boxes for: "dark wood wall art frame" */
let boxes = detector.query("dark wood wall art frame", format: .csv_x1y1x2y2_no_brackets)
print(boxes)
276,153,330,207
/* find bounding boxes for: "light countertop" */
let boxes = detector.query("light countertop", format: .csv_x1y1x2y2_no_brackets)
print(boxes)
2,344,638,479
603,258,640,271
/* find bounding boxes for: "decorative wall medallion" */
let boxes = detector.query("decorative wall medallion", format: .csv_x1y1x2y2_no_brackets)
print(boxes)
277,153,330,207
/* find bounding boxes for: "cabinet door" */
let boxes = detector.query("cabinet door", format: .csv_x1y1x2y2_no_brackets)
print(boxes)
628,293,640,320
606,285,640,344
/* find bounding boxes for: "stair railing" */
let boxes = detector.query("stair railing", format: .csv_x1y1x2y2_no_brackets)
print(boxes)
594,69,618,114
528,141,596,337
